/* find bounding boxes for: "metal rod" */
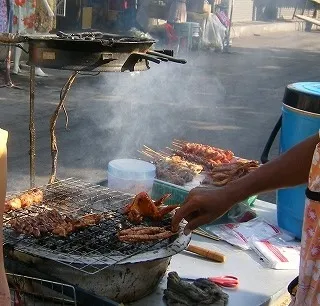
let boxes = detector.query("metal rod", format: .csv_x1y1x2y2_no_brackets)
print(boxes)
0,45,23,90
224,0,234,53
49,71,78,184
29,65,36,188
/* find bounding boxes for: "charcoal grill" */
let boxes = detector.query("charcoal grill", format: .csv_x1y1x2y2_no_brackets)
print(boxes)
4,178,190,302
3,178,190,274
0,32,189,303
27,32,182,72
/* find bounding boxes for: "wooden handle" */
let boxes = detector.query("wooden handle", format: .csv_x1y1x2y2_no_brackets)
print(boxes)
187,244,226,263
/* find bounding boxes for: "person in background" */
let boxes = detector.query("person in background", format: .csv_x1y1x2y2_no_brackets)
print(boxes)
167,0,187,24
172,133,320,305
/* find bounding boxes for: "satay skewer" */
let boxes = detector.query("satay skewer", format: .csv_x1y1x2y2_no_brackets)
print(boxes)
172,143,183,149
143,146,167,159
141,148,159,159
137,150,154,160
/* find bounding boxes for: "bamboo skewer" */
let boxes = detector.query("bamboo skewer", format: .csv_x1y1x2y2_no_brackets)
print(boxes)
143,145,167,159
172,143,183,149
193,228,220,241
137,150,154,160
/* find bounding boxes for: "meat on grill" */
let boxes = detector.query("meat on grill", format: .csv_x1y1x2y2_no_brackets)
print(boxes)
118,226,175,242
202,160,260,187
9,209,103,237
124,192,178,224
155,160,194,186
5,188,43,212
179,142,234,163
172,141,235,169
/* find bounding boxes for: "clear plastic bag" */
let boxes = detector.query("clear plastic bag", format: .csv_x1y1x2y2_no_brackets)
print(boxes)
205,217,293,250
250,236,300,270
202,13,227,51
227,202,257,223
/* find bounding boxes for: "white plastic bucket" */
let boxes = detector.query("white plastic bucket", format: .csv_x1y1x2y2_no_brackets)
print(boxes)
107,159,156,195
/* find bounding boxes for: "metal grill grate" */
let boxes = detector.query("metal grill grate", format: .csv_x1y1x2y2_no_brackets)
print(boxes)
7,273,77,305
3,178,186,275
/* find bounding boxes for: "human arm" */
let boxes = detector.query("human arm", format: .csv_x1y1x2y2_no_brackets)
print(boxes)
172,133,320,234
0,129,10,305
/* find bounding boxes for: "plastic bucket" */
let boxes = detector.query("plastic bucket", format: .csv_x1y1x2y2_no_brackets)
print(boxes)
261,82,320,239
107,159,156,195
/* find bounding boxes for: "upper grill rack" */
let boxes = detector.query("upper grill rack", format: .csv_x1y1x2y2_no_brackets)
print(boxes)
3,178,184,275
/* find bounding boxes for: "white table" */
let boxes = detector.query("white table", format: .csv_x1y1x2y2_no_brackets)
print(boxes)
131,200,299,306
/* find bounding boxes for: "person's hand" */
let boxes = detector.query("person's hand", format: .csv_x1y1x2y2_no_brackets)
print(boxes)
171,186,239,234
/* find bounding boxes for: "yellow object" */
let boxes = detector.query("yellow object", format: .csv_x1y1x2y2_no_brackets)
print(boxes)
187,244,226,263
82,7,93,29
0,129,8,158
0,128,10,306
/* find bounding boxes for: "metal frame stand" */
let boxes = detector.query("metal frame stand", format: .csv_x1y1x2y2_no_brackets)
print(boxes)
29,65,36,187
223,0,234,53
28,67,79,188
0,44,23,90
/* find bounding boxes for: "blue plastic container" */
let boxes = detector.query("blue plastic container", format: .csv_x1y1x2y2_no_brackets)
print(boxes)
261,82,320,239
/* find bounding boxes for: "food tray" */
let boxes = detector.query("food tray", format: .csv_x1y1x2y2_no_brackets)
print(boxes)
152,177,257,207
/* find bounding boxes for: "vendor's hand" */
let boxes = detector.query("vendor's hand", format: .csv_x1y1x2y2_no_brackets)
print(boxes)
171,186,238,235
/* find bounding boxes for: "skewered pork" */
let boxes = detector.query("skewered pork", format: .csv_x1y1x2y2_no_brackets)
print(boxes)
202,160,259,187
155,159,195,186
118,226,175,242
9,209,103,237
124,192,178,224
5,188,43,212
173,141,235,167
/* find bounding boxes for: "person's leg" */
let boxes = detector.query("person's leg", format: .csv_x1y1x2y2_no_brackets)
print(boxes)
13,44,48,76
12,45,22,74
35,67,48,77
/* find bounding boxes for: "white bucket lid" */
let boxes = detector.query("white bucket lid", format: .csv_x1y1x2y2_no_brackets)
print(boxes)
108,159,156,180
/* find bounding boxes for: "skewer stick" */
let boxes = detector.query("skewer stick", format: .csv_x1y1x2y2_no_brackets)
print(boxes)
143,146,166,159
138,150,154,159
166,147,176,152
159,150,171,158
173,139,186,144
172,143,183,149
142,150,159,160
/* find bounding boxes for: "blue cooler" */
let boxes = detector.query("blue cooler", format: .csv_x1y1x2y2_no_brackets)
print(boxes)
261,82,320,239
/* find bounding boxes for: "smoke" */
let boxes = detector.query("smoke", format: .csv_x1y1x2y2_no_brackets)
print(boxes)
68,56,226,173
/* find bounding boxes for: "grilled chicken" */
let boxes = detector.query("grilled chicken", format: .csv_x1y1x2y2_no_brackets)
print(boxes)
5,188,43,212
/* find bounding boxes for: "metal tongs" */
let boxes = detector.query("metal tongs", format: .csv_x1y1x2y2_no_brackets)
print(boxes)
147,50,187,64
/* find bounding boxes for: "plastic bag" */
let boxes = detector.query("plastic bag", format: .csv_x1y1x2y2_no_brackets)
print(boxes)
202,13,227,51
250,236,300,270
227,202,257,223
205,217,293,250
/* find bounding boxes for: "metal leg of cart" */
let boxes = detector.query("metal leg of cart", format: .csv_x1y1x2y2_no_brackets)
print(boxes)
223,0,234,53
0,45,23,90
29,65,36,188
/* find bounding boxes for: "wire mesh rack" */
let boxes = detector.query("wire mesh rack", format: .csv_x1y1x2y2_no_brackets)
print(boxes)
3,178,185,275
7,272,77,305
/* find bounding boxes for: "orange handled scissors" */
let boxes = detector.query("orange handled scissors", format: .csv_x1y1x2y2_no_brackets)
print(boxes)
181,275,239,289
